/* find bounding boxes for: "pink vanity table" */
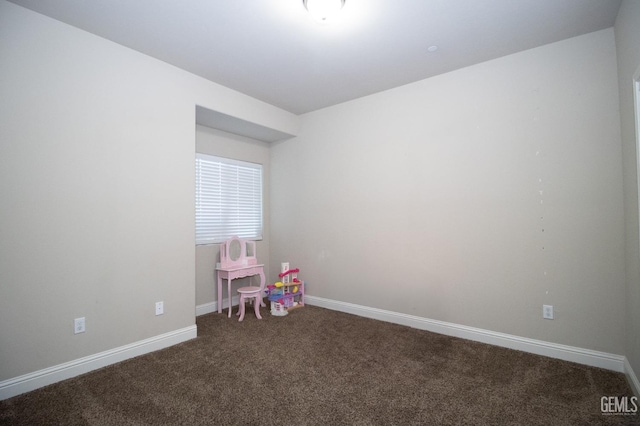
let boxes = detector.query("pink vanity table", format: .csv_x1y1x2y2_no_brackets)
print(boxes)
216,237,266,318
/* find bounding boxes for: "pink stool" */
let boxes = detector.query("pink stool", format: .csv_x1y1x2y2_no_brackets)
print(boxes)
237,287,263,322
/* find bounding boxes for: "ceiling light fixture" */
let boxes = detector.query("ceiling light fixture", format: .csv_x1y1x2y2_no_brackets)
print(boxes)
303,0,346,23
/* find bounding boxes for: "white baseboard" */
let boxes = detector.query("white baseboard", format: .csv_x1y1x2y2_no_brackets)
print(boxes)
5,298,636,401
196,295,239,316
305,296,627,373
0,325,197,401
624,358,640,398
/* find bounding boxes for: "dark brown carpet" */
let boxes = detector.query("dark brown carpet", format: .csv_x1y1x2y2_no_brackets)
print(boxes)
1,305,638,425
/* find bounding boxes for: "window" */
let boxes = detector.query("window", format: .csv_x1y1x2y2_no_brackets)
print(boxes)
195,153,263,245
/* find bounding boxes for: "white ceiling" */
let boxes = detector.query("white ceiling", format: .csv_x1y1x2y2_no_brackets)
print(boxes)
9,0,622,115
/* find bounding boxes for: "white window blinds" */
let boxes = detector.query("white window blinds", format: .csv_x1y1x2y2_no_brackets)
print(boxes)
195,153,263,245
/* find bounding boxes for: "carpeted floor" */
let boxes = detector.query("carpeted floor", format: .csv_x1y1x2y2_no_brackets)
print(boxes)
1,305,638,425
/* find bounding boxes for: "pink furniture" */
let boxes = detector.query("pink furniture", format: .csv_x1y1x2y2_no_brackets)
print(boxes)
216,237,265,319
237,286,263,322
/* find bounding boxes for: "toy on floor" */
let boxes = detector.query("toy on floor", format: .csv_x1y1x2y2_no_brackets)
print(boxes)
266,263,305,316
279,268,300,281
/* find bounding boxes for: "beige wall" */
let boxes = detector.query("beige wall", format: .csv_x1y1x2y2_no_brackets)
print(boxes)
195,126,271,308
0,1,295,381
270,28,626,354
1,0,634,391
615,0,640,382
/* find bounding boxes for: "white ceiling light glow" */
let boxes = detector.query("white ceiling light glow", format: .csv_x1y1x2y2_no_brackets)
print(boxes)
303,0,346,23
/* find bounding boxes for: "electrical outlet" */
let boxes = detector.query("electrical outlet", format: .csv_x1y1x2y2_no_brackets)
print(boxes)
543,305,554,320
74,317,86,334
155,301,164,316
